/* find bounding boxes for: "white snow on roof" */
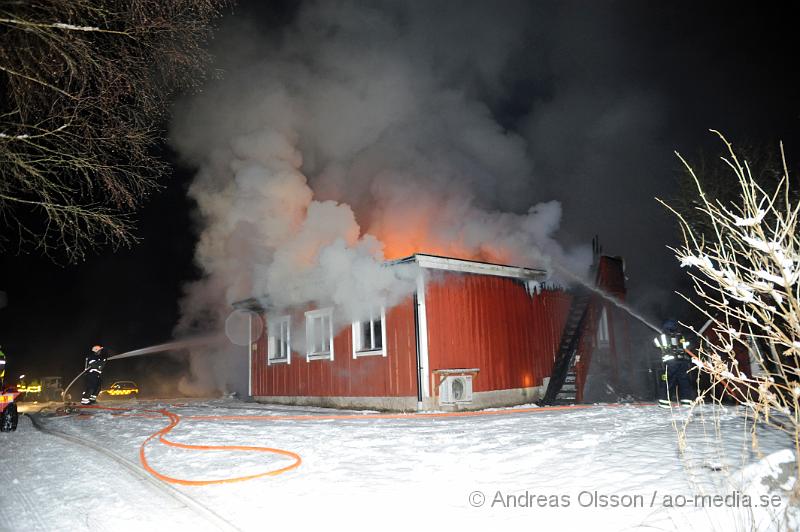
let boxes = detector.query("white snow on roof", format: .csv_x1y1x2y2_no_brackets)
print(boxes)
396,253,547,281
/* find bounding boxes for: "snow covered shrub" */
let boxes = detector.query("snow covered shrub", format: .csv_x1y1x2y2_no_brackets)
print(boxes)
661,131,800,498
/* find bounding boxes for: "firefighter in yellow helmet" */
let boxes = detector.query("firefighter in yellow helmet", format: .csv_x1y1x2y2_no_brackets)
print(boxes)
81,345,111,405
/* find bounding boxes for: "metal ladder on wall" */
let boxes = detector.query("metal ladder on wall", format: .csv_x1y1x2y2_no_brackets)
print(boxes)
541,288,591,405
541,236,603,406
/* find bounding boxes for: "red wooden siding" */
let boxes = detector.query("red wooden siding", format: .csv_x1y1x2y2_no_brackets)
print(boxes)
251,297,418,397
596,256,628,384
250,255,628,403
424,272,572,393
574,256,629,400
573,303,601,401
596,256,625,296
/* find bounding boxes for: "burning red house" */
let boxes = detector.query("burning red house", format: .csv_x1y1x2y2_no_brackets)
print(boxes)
237,253,628,411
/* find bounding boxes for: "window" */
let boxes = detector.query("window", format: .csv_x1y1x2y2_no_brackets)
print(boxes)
597,307,610,345
352,307,386,358
268,315,291,364
306,308,334,361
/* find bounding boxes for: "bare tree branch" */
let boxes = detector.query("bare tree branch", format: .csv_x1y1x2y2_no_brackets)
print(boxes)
0,0,228,262
662,132,800,495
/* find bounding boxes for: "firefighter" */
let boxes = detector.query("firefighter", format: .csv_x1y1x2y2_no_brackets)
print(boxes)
654,319,695,408
0,345,6,388
81,345,110,405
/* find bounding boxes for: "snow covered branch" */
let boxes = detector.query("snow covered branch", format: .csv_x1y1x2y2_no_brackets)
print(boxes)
661,131,800,491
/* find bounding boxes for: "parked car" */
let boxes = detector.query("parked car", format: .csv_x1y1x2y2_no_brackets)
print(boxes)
99,381,139,399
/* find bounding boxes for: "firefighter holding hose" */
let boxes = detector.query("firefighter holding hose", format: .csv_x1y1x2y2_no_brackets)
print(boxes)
0,345,6,388
654,319,695,408
82,345,111,405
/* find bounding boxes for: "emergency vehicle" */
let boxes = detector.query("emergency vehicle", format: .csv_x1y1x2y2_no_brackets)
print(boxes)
0,390,19,432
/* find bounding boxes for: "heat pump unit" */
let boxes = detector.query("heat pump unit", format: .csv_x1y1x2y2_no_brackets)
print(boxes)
439,375,473,405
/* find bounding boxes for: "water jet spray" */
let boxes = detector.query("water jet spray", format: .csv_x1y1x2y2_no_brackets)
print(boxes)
62,335,220,403
552,262,662,334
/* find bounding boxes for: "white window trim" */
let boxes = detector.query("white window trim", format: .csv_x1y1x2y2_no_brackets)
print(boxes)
267,315,291,365
306,307,335,361
352,307,387,358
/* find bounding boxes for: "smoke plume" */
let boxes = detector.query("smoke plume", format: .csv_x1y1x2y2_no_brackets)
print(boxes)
170,1,592,394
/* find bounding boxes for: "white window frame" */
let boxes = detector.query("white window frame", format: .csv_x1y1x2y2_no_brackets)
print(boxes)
597,306,610,345
352,307,387,358
267,315,291,365
305,307,335,361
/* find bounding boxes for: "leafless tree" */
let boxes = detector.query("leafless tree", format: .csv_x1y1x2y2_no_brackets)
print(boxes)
0,0,227,261
670,141,792,240
661,131,800,493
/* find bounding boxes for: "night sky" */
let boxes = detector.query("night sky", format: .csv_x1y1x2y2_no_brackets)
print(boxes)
1,0,798,388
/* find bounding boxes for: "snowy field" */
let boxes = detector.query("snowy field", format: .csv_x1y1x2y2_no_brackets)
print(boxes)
1,399,796,532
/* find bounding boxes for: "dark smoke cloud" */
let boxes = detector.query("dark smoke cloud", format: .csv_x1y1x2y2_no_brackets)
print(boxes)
171,1,600,394
517,3,675,313
172,0,793,394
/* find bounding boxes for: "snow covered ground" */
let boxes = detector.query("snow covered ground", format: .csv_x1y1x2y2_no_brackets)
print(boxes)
2,399,796,532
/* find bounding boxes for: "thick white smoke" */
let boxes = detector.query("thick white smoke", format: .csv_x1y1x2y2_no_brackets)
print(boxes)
170,1,592,394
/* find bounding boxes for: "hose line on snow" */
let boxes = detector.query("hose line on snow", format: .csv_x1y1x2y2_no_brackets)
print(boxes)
68,402,651,486
76,404,302,486
61,369,87,403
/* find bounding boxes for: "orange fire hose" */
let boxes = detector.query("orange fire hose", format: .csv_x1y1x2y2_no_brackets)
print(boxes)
139,408,302,486
186,403,603,422
75,402,651,486
77,404,302,486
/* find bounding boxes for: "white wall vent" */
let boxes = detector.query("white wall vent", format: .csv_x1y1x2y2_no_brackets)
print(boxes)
439,375,473,405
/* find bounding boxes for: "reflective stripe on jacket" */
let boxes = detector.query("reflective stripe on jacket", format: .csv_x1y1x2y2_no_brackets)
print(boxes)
653,333,690,362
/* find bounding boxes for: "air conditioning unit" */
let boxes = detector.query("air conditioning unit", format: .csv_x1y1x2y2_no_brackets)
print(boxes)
439,375,473,405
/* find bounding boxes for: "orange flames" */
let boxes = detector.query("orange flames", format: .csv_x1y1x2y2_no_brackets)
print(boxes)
373,223,513,264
